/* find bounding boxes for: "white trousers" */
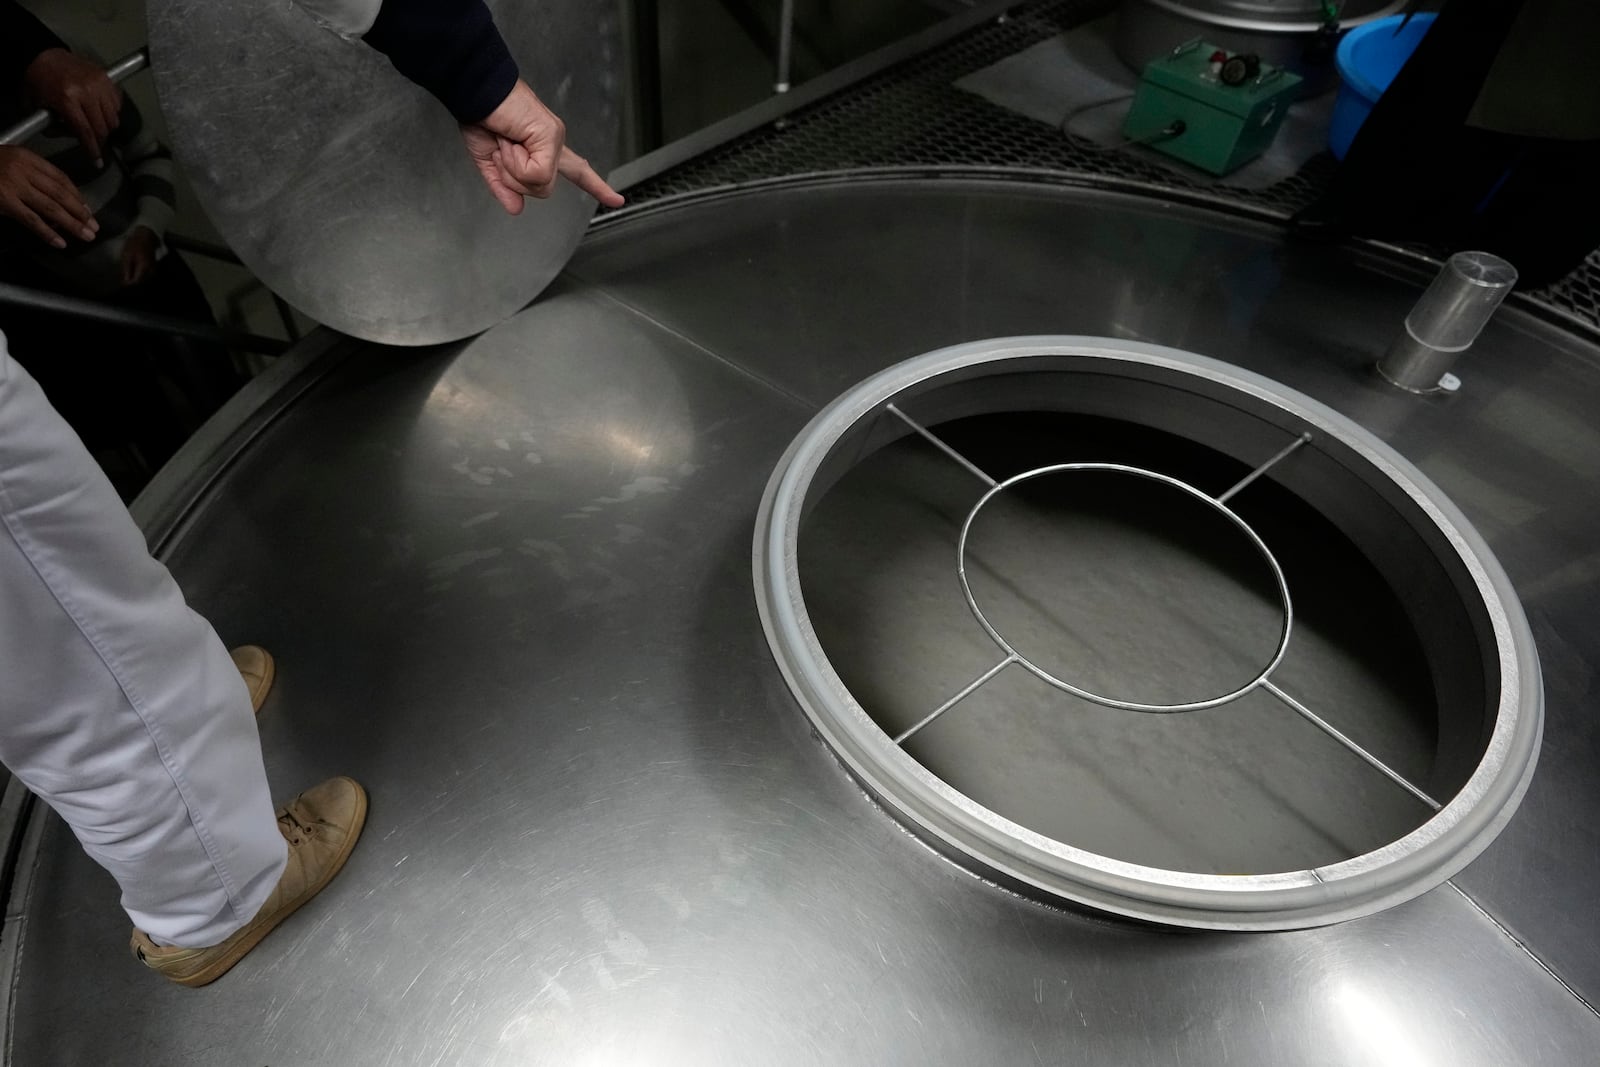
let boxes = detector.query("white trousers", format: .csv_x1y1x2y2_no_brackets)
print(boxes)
0,332,284,947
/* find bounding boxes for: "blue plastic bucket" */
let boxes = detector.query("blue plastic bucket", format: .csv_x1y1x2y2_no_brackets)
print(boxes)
1330,13,1437,160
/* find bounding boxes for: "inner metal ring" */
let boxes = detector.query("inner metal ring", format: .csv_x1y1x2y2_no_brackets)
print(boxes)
956,462,1294,714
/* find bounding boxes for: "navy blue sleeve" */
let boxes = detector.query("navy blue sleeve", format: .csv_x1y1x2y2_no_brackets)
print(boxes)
362,0,520,124
1,1,67,81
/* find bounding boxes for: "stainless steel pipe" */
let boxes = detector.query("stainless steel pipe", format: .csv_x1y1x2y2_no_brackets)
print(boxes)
775,0,796,93
1378,251,1518,394
0,281,289,355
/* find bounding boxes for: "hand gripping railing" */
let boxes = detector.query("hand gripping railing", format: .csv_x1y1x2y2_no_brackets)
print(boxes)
0,49,149,146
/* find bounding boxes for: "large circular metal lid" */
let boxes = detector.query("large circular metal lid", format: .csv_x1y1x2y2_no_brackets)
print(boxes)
149,0,620,345
755,337,1542,930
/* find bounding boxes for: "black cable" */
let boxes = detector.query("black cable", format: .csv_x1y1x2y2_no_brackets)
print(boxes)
1127,119,1188,147
1056,93,1133,138
1058,95,1186,152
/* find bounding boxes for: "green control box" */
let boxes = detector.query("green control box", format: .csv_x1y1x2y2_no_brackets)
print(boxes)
1123,41,1302,176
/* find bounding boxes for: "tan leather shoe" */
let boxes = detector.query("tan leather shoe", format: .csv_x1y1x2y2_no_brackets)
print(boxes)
130,776,368,988
230,645,276,714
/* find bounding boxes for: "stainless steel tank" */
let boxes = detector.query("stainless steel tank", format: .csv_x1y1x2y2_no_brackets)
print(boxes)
3,178,1596,1063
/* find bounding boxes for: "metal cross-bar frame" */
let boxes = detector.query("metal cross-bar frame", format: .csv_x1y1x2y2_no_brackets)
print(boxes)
883,403,1441,812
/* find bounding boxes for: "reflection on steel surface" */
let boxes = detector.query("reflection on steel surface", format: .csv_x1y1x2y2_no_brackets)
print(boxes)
147,0,621,345
756,336,1540,929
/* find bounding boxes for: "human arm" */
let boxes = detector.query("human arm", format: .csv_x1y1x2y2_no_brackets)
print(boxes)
293,0,620,211
0,145,98,248
3,2,122,167
115,100,177,286
23,49,122,168
460,81,622,213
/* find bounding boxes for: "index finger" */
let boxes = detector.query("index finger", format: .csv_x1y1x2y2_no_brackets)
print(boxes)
26,160,96,231
22,183,94,242
557,148,623,209
10,204,68,249
63,102,103,164
92,90,121,143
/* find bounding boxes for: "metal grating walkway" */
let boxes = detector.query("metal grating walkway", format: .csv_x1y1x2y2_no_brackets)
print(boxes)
622,0,1600,335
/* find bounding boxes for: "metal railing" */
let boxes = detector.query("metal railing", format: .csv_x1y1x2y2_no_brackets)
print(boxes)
2,46,299,354
0,48,149,146
0,282,289,354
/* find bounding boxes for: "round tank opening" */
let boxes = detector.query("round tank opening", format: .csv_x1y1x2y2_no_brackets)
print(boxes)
756,338,1541,929
803,410,1439,876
